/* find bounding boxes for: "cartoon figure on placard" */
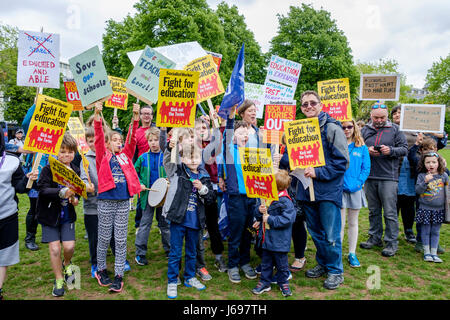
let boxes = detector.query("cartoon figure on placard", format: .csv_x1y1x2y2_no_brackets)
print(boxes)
263,175,275,199
246,175,256,194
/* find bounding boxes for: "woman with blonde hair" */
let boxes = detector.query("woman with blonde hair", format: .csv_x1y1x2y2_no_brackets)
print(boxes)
340,119,371,267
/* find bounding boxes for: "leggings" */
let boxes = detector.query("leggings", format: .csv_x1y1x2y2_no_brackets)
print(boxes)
291,215,307,259
97,199,130,277
340,208,360,254
420,223,441,250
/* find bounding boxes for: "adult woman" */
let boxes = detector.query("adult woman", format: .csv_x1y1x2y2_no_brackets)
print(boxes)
340,119,370,267
237,100,259,147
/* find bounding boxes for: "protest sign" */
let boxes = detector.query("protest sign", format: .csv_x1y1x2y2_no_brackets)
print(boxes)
399,104,446,133
63,80,83,111
125,46,175,106
263,104,296,144
48,156,87,199
69,46,113,107
284,118,325,170
359,74,400,101
184,55,225,103
104,76,128,110
17,30,60,88
155,69,199,127
318,78,352,121
23,95,73,155
239,147,278,202
245,82,266,119
67,117,89,154
264,55,301,103
206,51,223,72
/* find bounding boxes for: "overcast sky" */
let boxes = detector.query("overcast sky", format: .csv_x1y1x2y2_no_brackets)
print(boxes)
1,0,449,88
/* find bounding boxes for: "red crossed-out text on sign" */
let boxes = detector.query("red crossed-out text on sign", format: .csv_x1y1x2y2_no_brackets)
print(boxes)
25,32,55,58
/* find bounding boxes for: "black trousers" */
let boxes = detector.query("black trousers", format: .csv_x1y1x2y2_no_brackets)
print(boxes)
204,191,224,255
396,195,416,232
291,214,307,259
26,197,39,235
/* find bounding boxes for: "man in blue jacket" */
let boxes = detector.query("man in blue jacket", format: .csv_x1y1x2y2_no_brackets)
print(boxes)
295,90,349,290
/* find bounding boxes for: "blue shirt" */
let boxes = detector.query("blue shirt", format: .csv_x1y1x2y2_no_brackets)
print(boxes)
98,155,130,200
182,171,200,230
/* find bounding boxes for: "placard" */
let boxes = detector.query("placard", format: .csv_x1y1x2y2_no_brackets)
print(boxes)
155,69,199,127
239,147,278,202
264,55,301,103
48,156,87,199
284,118,325,170
399,104,446,133
263,104,296,144
63,80,83,111
105,76,128,110
245,82,266,119
125,46,175,106
67,117,89,154
318,78,352,121
206,51,223,72
69,46,113,107
17,30,60,88
359,74,400,101
23,95,73,155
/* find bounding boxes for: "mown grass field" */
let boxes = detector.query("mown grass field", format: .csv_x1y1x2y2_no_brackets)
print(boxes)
2,151,450,300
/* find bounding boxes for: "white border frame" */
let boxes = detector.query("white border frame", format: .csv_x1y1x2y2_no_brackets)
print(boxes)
359,74,401,101
399,103,446,133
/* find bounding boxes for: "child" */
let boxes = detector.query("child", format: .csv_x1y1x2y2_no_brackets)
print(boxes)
134,126,170,265
164,140,215,299
415,152,447,263
36,133,80,297
251,169,296,297
93,102,141,293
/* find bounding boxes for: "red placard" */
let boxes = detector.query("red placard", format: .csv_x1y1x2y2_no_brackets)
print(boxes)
63,80,83,111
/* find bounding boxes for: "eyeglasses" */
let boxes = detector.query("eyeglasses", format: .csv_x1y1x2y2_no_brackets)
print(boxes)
424,152,439,158
301,101,319,108
372,104,387,109
342,125,354,130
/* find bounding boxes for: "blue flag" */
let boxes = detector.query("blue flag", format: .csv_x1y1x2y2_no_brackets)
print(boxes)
218,43,245,119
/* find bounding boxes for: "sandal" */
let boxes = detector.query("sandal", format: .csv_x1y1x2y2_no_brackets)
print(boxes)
289,258,306,271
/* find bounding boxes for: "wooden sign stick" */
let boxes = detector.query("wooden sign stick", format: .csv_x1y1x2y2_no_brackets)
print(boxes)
207,99,220,128
170,128,179,164
261,199,270,230
78,110,84,126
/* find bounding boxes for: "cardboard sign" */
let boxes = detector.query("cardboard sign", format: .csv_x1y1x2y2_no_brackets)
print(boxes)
359,74,400,101
239,147,278,202
125,46,175,106
206,51,222,72
245,82,266,119
155,69,199,127
48,156,87,199
63,80,83,111
284,118,325,170
318,78,352,121
105,76,128,110
399,104,446,133
263,104,296,144
23,95,73,155
264,55,301,103
17,30,60,88
67,117,89,154
184,55,225,103
69,46,113,107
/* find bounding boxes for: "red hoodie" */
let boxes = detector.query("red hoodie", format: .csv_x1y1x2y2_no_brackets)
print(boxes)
94,118,141,197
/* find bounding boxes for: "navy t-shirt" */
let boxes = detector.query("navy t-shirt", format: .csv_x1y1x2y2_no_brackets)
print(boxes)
98,155,130,200
182,171,200,230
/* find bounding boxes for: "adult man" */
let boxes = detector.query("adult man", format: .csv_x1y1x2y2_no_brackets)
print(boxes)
360,103,408,257
295,90,349,290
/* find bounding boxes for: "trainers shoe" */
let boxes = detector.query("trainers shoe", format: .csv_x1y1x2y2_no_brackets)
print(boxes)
255,264,262,275
305,265,326,278
405,229,417,244
381,243,398,257
214,257,227,273
423,254,434,262
241,264,257,279
135,255,148,266
360,237,383,249
109,275,124,293
95,269,112,287
252,282,271,295
184,277,206,291
196,267,212,281
348,253,361,268
228,267,241,283
415,241,424,253
290,257,306,271
63,263,76,286
279,283,292,297
52,279,65,297
432,255,443,263
437,244,445,254
323,274,344,290
124,260,131,272
91,264,98,278
167,283,178,299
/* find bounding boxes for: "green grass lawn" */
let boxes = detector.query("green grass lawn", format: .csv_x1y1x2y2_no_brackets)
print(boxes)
2,150,449,300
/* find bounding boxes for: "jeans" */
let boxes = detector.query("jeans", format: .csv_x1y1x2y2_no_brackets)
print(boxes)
260,249,289,286
135,204,170,256
167,222,199,284
303,201,343,274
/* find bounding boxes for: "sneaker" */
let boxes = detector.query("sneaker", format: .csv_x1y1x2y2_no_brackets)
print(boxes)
167,283,178,299
202,231,210,241
135,227,140,236
323,274,344,290
381,243,398,257
228,267,241,284
63,263,76,286
437,244,445,254
348,253,361,268
196,267,212,281
214,257,227,273
95,269,112,287
252,282,271,295
177,277,182,285
271,271,292,284
405,229,417,244
52,279,65,297
184,277,206,291
415,241,424,253
84,232,88,240
279,283,292,297
423,254,434,262
241,264,257,279
432,255,443,263
109,275,124,293
360,237,383,249
305,265,326,278
290,257,306,271
135,255,148,266
124,260,131,272
91,264,98,279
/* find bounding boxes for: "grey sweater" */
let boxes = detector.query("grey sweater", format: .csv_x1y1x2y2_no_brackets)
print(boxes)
80,150,99,215
416,172,448,210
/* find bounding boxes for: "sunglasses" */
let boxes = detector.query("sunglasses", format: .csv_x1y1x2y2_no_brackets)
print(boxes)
301,101,319,108
424,152,439,158
342,125,354,130
372,104,387,109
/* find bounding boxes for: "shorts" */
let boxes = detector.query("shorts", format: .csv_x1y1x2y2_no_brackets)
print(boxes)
41,222,76,243
0,213,19,267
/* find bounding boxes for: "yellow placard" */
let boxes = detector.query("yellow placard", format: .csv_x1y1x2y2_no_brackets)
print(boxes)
67,117,89,154
317,78,352,122
284,118,326,170
48,156,87,199
23,94,73,155
239,147,278,202
105,76,128,110
156,69,199,128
